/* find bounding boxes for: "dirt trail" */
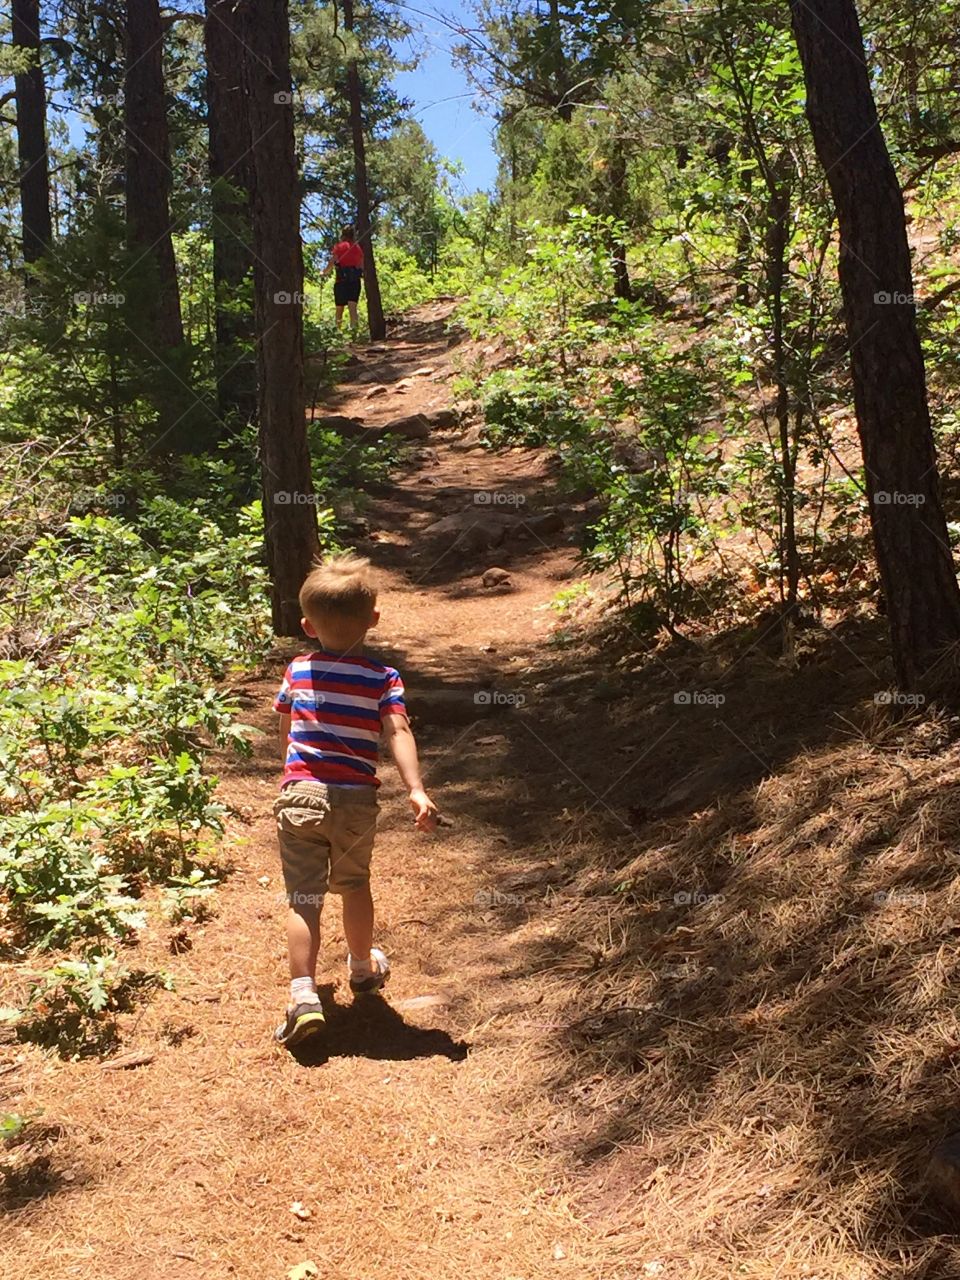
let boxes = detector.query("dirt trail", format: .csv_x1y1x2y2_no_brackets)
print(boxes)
1,303,624,1280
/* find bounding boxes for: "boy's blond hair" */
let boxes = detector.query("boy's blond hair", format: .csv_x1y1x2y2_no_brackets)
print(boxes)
299,554,378,627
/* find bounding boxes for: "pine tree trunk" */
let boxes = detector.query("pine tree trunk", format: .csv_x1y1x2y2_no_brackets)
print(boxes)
124,0,184,351
343,0,386,341
205,0,255,423
238,0,318,636
767,184,800,609
790,0,960,689
608,141,633,301
12,0,52,266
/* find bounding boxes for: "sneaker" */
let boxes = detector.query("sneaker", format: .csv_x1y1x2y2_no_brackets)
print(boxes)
273,1000,326,1048
348,947,390,995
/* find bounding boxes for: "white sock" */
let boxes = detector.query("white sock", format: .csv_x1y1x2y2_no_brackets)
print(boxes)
290,976,319,1005
349,952,374,978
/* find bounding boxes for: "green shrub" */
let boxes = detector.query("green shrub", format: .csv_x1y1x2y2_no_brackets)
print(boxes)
0,498,265,1042
19,949,171,1057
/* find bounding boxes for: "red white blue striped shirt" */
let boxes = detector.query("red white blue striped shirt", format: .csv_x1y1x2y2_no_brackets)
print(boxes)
274,651,407,788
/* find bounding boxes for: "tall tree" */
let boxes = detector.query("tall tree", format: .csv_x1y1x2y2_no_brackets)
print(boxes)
124,0,184,352
546,0,573,122
451,0,597,122
608,136,632,300
12,0,52,266
54,1,126,202
238,0,318,635
789,0,960,688
204,0,255,421
342,0,386,340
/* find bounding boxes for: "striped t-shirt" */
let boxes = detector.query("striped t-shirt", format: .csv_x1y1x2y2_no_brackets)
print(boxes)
274,651,407,788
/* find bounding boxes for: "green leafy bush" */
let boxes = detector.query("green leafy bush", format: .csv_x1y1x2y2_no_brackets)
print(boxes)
459,217,735,628
19,948,171,1057
0,1111,39,1144
0,498,266,1045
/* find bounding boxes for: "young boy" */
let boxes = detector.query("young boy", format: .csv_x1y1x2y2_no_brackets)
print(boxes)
272,554,437,1048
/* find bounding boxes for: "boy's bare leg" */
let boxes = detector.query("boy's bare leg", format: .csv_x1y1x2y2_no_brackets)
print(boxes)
347,300,359,335
275,899,326,1043
334,305,344,327
287,900,321,981
341,884,373,964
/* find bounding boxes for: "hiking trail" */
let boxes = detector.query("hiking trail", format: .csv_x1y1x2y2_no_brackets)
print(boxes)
2,302,630,1280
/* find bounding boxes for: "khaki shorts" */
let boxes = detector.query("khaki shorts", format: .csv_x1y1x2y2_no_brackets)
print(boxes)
274,780,379,905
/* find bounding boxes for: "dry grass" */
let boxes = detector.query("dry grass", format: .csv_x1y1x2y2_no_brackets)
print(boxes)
459,637,960,1279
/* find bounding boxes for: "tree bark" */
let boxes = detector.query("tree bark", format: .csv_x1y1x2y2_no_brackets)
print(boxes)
764,178,800,610
238,0,318,636
124,0,184,351
790,0,960,689
12,0,53,266
205,0,255,422
608,140,633,301
734,140,753,304
343,0,386,341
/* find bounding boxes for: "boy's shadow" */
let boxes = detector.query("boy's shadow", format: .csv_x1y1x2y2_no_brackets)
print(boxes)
289,984,470,1068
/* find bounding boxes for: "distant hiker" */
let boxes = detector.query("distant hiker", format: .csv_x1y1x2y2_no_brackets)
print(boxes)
271,554,438,1049
322,224,364,333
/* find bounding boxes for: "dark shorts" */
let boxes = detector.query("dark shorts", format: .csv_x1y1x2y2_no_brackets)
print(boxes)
334,266,363,306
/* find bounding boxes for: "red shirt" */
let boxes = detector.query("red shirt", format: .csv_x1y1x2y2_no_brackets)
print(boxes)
333,240,363,268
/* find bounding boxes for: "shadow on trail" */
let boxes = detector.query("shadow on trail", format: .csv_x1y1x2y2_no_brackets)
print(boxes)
289,987,469,1068
0,1121,80,1214
243,544,960,1269
361,455,582,593
378,593,960,1272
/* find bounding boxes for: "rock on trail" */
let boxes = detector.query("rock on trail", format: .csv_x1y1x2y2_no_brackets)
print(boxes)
381,413,432,440
423,510,517,554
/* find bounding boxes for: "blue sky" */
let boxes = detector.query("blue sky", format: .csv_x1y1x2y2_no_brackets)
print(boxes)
55,0,500,195
393,2,499,193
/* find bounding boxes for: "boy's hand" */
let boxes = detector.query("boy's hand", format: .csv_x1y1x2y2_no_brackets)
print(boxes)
409,787,438,832
383,715,436,829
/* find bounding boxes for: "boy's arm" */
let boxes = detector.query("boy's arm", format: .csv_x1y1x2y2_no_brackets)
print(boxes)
278,712,290,762
381,713,438,832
